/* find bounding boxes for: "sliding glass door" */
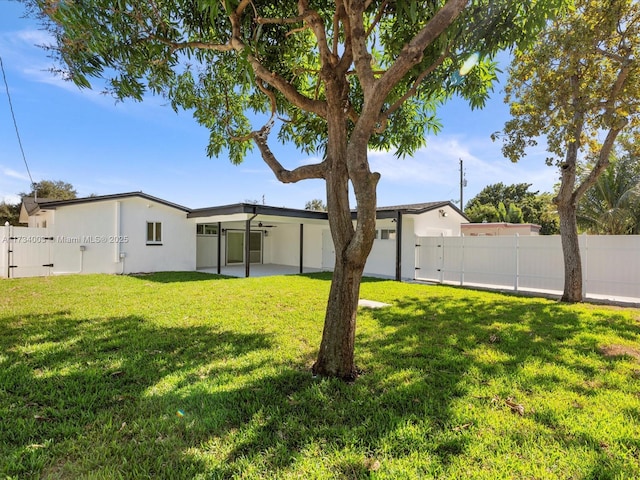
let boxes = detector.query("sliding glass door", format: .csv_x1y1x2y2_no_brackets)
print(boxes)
226,230,263,264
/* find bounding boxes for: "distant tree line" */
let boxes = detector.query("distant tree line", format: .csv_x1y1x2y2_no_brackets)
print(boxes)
464,183,560,235
305,199,327,211
465,141,640,237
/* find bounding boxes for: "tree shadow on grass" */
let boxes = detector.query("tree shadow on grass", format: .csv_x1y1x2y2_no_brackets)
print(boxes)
127,271,236,283
298,272,391,284
151,292,640,478
144,295,556,476
0,312,273,479
354,292,640,477
126,271,389,289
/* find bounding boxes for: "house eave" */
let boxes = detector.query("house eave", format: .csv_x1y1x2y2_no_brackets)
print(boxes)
188,203,329,221
351,201,469,220
32,192,191,213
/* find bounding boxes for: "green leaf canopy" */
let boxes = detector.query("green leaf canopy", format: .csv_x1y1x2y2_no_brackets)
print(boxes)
35,0,567,164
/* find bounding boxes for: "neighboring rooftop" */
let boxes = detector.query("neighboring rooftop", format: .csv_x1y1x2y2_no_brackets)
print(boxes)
461,222,542,236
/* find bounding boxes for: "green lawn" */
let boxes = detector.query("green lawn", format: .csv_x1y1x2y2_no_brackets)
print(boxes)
1,272,640,479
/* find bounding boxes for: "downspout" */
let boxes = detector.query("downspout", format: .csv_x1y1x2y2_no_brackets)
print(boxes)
115,201,124,274
395,211,403,281
245,212,258,277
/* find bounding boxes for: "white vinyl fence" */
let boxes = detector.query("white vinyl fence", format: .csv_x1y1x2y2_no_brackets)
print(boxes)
415,235,640,304
1,225,53,278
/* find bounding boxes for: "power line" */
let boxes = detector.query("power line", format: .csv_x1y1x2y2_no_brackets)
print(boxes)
0,54,36,191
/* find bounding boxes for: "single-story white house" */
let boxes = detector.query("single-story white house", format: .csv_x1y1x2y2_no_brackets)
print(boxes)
14,192,469,280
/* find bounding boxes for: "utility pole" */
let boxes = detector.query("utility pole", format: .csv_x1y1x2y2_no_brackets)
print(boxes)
459,158,466,211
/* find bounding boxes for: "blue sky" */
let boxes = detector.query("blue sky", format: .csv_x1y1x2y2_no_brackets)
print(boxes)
0,1,556,210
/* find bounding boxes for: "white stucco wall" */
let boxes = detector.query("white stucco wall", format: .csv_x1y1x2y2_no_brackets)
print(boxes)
262,223,325,269
52,200,121,274
362,217,417,280
303,224,325,269
412,206,466,236
196,235,220,268
50,197,195,274
364,218,399,278
118,197,195,273
268,224,300,267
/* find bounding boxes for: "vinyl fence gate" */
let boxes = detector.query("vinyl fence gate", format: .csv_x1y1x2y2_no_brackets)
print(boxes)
1,226,53,278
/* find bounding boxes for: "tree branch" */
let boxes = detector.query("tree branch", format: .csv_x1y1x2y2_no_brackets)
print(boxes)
252,126,327,183
574,120,627,201
143,35,235,53
298,0,336,67
345,0,376,93
358,0,467,135
235,0,253,16
375,0,467,105
336,0,354,74
595,46,626,63
256,16,305,25
332,5,340,57
605,58,634,111
375,48,450,133
246,54,327,118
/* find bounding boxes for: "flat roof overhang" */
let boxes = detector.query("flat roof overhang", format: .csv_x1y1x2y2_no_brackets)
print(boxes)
188,203,329,224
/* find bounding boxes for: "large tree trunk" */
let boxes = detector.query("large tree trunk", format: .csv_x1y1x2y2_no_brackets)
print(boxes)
312,137,377,379
313,143,378,379
555,94,585,303
313,257,365,380
557,202,583,302
312,74,378,379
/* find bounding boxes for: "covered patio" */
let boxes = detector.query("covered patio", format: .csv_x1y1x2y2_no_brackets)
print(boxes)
189,203,331,278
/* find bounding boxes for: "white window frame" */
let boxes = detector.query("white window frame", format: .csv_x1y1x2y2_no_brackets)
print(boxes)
146,221,162,245
196,224,219,236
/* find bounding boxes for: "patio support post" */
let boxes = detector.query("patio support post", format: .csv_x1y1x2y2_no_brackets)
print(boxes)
299,223,304,274
245,218,251,278
395,211,403,281
217,222,222,275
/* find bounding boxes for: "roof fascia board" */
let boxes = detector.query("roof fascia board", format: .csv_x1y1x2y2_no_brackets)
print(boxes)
35,192,191,213
189,203,328,220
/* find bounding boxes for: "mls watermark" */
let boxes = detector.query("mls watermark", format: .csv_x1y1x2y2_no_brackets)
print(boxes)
57,235,130,244
2,235,130,244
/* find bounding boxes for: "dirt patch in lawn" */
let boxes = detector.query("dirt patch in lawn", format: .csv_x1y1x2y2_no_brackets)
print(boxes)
600,344,640,362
